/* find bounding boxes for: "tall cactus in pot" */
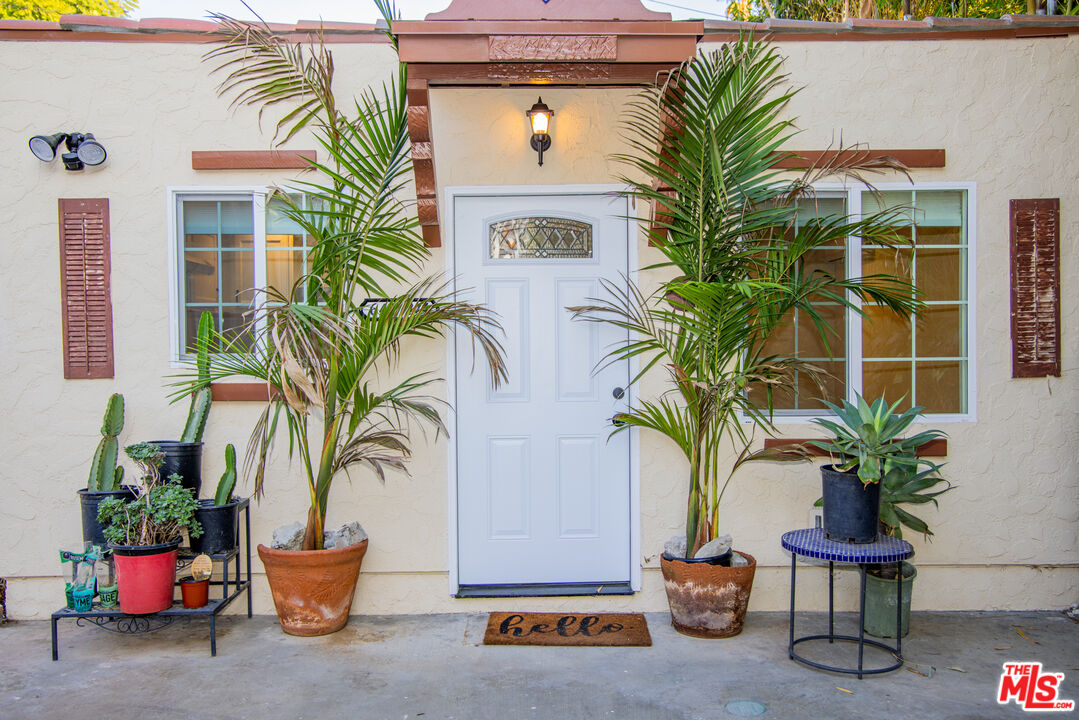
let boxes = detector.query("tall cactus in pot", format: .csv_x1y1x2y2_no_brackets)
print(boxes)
180,311,214,444
87,393,125,491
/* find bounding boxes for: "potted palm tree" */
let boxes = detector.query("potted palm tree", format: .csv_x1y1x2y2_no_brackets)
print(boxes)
175,6,506,636
572,37,921,638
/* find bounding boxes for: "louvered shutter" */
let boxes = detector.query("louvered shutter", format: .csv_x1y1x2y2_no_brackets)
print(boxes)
59,198,114,379
1010,198,1060,378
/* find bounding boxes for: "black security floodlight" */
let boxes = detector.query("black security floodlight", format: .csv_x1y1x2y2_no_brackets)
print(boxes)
28,133,66,162
29,131,108,170
74,133,107,166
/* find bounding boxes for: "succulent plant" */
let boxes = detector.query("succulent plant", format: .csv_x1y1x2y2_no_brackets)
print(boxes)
87,393,125,491
180,311,214,444
213,443,237,506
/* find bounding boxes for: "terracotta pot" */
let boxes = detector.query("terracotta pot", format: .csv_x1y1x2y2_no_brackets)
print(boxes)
660,551,756,638
257,539,368,636
179,577,209,609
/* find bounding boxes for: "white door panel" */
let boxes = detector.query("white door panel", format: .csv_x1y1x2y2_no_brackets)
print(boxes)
454,192,631,586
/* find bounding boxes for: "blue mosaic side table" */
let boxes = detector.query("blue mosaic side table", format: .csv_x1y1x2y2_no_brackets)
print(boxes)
781,528,913,679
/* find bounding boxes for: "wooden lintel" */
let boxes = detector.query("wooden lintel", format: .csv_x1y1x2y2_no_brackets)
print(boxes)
773,149,946,169
763,437,948,457
409,61,681,86
192,150,316,170
210,383,272,401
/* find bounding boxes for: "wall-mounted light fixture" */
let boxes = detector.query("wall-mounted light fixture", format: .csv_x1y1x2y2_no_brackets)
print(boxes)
29,132,107,171
525,97,553,167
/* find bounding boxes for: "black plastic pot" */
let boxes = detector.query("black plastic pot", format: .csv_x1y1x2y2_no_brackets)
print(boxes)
820,464,880,544
190,498,241,555
150,441,203,497
661,549,733,567
78,486,137,546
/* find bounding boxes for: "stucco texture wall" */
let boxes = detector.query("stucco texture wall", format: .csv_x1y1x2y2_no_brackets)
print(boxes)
0,33,1075,620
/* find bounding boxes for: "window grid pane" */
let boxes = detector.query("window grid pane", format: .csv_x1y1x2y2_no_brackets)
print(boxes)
766,196,847,411
266,195,314,301
753,189,969,417
861,189,968,414
181,199,255,353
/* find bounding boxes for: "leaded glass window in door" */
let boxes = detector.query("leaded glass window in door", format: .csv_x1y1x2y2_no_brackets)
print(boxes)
489,217,593,259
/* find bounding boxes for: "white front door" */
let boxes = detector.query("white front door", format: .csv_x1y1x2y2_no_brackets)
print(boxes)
453,190,632,589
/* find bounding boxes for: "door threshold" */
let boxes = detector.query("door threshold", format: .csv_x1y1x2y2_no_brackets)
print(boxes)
456,582,634,598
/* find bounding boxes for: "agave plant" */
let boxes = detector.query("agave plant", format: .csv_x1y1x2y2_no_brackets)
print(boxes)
174,3,506,551
809,393,947,485
572,37,922,557
878,464,954,539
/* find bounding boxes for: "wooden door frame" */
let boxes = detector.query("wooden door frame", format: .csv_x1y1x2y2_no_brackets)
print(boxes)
444,183,642,595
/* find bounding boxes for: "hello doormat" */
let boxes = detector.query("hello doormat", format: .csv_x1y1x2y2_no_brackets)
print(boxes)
483,612,651,646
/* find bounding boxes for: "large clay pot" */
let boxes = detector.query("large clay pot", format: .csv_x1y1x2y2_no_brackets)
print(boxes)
660,551,756,638
257,539,368,636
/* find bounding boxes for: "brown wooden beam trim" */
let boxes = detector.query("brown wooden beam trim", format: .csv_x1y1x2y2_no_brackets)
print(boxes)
192,150,316,170
422,225,442,247
210,383,271,402
764,437,948,457
404,75,440,247
395,20,703,35
410,61,681,85
773,149,945,169
407,105,431,144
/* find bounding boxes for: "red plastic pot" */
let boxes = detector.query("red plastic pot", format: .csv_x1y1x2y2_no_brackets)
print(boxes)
110,539,181,614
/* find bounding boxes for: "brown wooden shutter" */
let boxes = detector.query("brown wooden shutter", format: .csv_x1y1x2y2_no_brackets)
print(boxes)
1010,198,1060,378
59,198,114,379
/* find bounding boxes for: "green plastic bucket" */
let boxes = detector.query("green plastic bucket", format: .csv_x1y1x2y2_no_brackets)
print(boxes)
864,561,916,639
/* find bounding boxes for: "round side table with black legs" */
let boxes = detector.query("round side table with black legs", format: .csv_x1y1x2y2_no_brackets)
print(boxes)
781,528,913,679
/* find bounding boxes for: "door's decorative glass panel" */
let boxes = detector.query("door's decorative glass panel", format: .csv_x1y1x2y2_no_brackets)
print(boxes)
489,217,593,259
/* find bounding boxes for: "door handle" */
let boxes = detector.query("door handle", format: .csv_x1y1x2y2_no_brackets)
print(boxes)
611,414,628,428
612,386,626,400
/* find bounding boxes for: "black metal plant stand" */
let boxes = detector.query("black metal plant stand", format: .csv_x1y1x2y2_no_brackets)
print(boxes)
782,528,913,679
51,498,252,660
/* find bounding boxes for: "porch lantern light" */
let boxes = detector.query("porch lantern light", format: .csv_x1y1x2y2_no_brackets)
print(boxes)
525,97,553,166
29,132,107,171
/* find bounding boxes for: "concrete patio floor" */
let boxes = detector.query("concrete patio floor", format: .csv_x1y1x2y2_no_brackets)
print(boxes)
2,610,1077,719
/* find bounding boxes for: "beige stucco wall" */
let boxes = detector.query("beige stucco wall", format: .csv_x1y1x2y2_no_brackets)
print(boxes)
0,33,1075,620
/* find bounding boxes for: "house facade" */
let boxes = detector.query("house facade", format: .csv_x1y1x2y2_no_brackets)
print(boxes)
1,1,1076,620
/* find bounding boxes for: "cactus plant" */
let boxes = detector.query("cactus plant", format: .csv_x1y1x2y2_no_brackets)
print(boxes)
213,443,237,506
180,311,214,444
87,393,125,491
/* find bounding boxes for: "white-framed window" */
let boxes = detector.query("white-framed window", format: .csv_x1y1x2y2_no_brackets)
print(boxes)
751,182,976,421
167,187,317,361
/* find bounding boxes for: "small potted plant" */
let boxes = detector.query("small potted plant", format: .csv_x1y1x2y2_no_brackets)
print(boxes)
78,393,136,546
809,394,946,544
97,442,202,614
152,311,214,496
189,444,241,555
